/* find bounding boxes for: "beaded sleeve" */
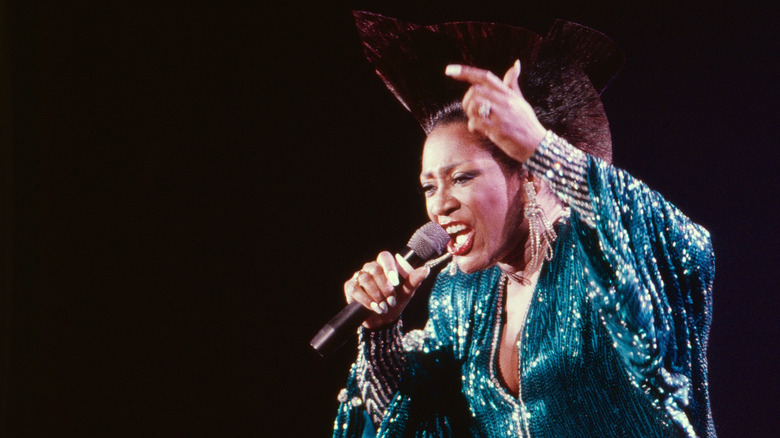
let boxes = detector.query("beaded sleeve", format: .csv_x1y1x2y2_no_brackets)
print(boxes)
353,322,406,426
333,275,466,437
524,130,595,227
332,320,408,435
525,130,716,437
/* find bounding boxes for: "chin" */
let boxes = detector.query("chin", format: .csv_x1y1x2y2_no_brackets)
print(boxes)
455,254,493,274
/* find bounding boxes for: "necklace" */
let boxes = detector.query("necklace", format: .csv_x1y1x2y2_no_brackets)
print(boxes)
505,270,532,286
490,274,533,437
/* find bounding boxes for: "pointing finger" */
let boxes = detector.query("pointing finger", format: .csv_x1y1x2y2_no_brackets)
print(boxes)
445,64,505,90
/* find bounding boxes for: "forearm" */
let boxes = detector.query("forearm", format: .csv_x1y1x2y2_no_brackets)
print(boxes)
524,130,595,227
526,131,715,434
351,321,406,426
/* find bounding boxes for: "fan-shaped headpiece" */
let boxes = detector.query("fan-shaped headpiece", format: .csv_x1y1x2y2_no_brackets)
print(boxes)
354,11,623,161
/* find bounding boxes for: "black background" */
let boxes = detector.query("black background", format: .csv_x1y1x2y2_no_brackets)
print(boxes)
1,0,777,436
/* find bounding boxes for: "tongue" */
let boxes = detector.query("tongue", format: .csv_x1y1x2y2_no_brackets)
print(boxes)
448,230,473,255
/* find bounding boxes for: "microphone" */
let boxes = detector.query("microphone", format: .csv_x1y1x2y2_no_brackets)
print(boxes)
310,222,450,357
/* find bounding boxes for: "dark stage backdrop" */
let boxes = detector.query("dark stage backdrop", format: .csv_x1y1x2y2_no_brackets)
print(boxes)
1,1,776,436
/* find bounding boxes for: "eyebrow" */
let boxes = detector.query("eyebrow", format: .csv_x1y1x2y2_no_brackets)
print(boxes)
420,161,468,178
420,161,468,179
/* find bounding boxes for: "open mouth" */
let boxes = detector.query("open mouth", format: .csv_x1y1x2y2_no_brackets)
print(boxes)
442,221,474,256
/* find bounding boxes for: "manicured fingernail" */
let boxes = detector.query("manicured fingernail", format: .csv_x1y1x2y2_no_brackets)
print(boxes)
423,266,431,279
370,302,383,314
379,301,389,313
445,64,462,76
387,296,397,307
514,59,520,69
395,254,413,272
387,270,400,287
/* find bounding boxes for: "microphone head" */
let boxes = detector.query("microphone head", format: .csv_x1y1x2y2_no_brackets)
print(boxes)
406,222,450,260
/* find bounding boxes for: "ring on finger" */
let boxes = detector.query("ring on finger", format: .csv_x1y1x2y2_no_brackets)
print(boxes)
478,101,491,118
353,270,367,289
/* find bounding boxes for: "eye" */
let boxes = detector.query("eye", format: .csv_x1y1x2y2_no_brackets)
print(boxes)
453,173,475,185
419,183,436,197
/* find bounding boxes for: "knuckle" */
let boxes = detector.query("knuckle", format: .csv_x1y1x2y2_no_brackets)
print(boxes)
367,264,383,276
346,289,361,304
355,281,371,295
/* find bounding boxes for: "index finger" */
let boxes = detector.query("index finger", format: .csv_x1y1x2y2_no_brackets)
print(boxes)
445,64,505,90
377,251,401,287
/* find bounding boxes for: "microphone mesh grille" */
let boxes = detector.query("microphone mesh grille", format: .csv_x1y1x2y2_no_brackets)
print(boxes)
406,222,449,260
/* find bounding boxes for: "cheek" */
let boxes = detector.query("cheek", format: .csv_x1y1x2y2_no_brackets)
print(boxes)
477,191,509,225
469,190,510,246
480,192,509,249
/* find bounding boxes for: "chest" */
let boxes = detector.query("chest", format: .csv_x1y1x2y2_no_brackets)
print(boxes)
457,266,595,409
497,278,536,397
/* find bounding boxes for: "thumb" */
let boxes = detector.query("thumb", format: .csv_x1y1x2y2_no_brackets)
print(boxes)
503,59,521,93
403,266,431,295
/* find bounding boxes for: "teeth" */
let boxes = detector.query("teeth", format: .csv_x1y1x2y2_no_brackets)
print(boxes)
455,234,468,245
445,224,467,233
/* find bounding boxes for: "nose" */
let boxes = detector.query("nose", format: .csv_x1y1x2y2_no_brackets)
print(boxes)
428,186,459,217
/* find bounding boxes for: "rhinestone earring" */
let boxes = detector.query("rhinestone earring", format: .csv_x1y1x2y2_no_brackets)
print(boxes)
524,179,556,273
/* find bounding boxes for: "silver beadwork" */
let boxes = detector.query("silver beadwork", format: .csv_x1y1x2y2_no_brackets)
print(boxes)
524,180,557,274
525,130,595,228
402,329,429,353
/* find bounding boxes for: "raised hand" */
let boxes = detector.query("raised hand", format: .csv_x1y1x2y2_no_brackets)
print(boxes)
445,61,546,163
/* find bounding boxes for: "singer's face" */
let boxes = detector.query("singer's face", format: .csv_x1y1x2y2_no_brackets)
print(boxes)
420,122,524,273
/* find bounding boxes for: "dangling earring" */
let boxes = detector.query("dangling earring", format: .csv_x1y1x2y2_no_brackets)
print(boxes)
524,179,556,273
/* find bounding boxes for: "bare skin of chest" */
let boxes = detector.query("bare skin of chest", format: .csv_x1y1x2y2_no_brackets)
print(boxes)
497,278,535,397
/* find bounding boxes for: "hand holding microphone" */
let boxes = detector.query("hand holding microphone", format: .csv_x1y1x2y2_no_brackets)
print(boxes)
345,250,430,330
310,222,449,357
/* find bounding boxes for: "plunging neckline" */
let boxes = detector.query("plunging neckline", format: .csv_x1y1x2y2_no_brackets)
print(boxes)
489,272,539,402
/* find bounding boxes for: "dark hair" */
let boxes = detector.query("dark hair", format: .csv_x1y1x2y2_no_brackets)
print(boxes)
426,101,524,177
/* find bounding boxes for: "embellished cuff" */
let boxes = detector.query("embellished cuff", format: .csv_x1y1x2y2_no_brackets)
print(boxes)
524,130,596,227
354,320,406,426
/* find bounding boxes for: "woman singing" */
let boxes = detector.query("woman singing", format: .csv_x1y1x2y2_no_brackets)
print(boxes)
334,12,715,437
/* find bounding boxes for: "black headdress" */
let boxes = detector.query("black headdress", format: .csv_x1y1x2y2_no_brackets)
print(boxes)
353,11,623,162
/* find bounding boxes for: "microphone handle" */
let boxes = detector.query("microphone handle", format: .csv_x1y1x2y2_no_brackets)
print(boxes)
310,247,425,357
309,301,371,357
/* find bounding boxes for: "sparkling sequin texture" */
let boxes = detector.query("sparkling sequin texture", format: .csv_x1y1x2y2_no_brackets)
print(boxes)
333,133,715,437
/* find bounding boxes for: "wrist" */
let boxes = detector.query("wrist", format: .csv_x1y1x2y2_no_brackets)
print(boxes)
524,130,595,227
527,123,546,157
506,120,546,163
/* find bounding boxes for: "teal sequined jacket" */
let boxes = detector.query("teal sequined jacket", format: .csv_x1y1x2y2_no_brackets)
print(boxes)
333,132,715,437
